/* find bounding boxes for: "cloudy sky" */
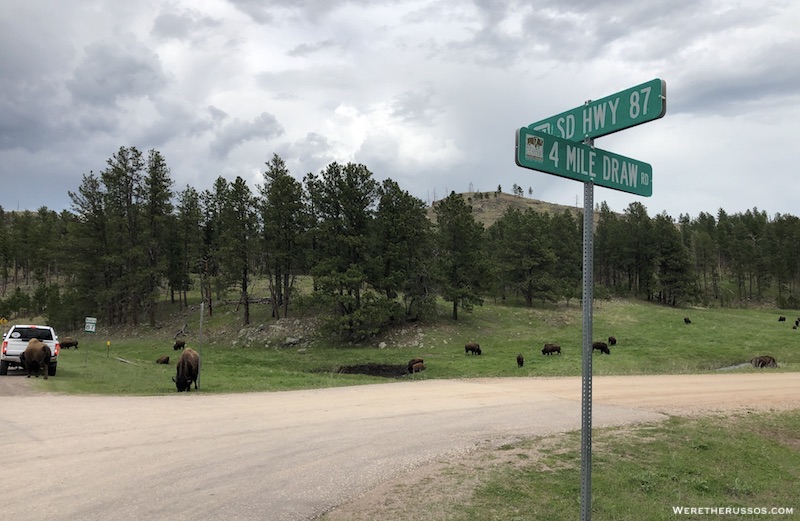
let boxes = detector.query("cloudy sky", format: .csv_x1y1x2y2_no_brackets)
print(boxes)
2,0,799,220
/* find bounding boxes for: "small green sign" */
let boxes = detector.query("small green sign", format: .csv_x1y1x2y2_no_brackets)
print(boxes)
85,316,97,333
529,78,666,141
515,128,652,197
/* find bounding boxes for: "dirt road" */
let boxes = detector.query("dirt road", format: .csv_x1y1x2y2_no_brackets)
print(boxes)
1,373,797,521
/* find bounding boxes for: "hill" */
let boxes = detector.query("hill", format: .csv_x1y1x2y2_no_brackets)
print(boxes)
427,191,585,228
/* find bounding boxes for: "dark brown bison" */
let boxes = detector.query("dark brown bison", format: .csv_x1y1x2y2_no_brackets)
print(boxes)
516,353,524,368
465,343,481,355
410,362,425,373
608,336,617,346
173,347,199,392
542,343,561,355
592,341,610,355
750,355,777,368
173,339,186,351
156,355,170,365
407,358,424,373
683,317,691,324
778,316,786,322
60,336,79,349
20,339,52,379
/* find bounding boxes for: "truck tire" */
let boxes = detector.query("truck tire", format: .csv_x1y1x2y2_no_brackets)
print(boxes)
0,360,7,375
48,362,57,377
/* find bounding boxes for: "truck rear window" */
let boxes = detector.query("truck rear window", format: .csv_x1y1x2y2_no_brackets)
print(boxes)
8,327,54,341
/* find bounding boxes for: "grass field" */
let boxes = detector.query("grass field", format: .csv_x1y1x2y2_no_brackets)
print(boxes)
21,297,799,395
390,410,800,521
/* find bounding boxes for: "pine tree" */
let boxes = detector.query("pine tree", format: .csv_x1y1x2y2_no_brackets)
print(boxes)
258,154,308,319
434,192,485,320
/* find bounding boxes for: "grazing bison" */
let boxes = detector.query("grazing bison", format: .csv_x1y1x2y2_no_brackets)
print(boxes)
778,316,786,322
592,341,610,355
542,343,561,355
750,355,777,368
608,336,617,346
407,358,424,373
516,353,524,368
173,339,186,350
173,347,200,392
410,362,426,373
465,343,482,355
60,336,79,349
156,355,170,365
20,339,52,379
683,317,692,324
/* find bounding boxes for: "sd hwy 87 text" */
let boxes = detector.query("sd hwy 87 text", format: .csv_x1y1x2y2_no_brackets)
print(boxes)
529,78,666,141
515,127,652,197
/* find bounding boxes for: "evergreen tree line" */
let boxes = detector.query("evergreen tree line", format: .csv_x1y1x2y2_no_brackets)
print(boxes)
1,146,798,339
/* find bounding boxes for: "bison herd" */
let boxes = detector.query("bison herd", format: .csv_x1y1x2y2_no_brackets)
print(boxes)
34,309,787,392
779,315,800,330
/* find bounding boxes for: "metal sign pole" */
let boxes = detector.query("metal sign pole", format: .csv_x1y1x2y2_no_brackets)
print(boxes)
580,175,595,521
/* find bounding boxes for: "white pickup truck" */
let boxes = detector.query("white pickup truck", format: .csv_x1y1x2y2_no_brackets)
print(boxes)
0,324,60,376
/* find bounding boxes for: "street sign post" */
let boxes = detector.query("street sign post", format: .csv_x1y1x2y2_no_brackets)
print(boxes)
517,79,666,521
515,127,652,197
529,78,666,141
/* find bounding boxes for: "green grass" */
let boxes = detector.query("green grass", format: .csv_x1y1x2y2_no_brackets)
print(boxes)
445,410,800,521
19,297,800,395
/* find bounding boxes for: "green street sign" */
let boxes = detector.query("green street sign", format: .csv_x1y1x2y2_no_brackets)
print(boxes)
529,78,666,141
515,127,652,196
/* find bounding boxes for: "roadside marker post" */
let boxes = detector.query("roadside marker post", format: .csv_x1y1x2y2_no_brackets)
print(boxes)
84,317,97,366
516,79,666,521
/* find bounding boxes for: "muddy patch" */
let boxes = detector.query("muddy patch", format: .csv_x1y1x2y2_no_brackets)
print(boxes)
328,363,411,379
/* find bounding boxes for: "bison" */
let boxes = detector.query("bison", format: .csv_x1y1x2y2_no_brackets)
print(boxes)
407,358,424,373
592,341,610,355
750,355,777,368
516,353,524,368
608,336,617,346
20,339,52,379
778,316,786,322
60,336,79,350
465,343,482,355
542,343,561,355
156,355,170,365
684,317,692,324
410,362,426,373
173,339,186,351
173,347,200,392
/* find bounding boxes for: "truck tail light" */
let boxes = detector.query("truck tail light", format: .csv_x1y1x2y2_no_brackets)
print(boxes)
54,343,60,356
1,341,6,355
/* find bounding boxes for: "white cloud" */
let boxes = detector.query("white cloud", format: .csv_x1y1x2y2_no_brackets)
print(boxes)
0,0,798,219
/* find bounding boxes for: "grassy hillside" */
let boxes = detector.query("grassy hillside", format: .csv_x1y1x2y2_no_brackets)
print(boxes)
27,297,800,395
427,191,586,228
